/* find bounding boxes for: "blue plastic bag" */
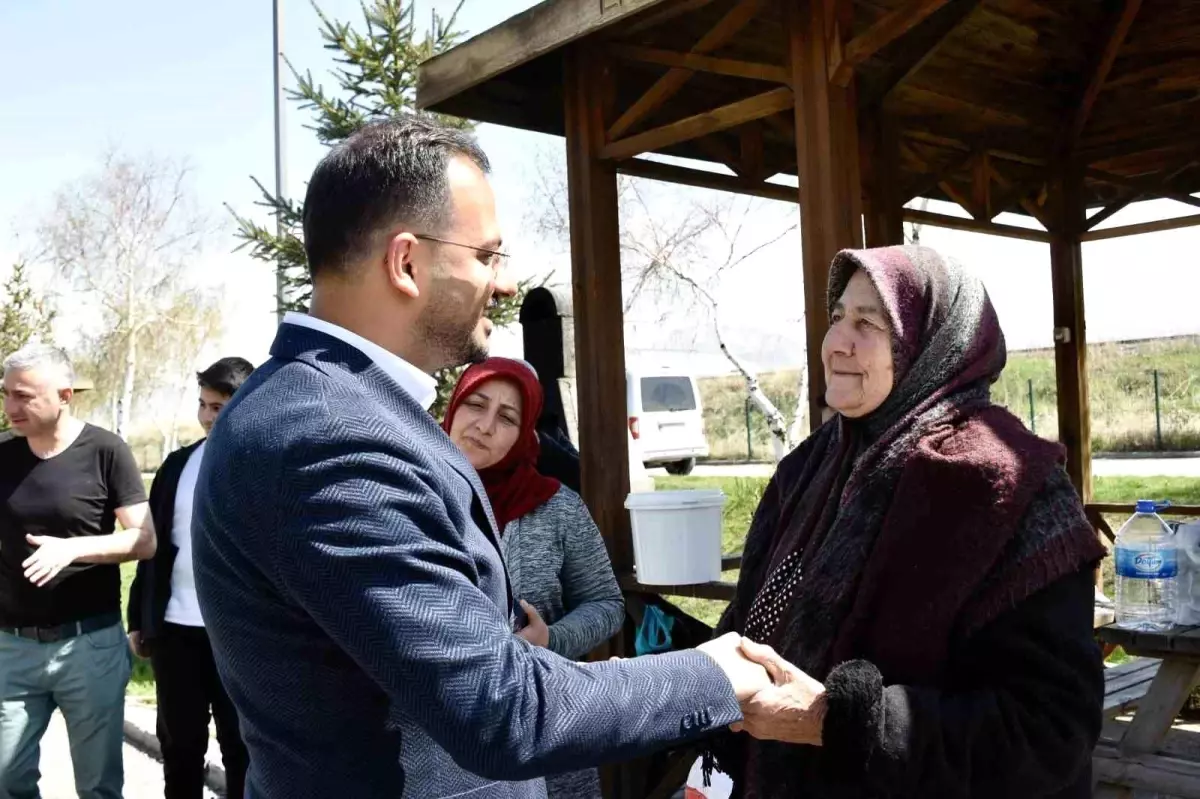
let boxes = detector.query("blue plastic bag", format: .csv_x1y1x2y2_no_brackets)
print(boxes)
635,605,675,656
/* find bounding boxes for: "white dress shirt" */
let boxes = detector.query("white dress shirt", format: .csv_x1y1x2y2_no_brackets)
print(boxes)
282,311,438,410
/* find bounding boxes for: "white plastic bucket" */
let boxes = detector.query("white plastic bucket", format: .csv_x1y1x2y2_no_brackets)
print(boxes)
625,489,726,585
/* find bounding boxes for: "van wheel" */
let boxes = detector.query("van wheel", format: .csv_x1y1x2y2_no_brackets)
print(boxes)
664,458,696,476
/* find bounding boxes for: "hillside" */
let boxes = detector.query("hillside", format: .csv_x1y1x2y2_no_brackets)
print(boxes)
700,335,1200,460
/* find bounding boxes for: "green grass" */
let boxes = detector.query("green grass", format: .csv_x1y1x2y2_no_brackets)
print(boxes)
701,335,1200,460
653,474,1200,629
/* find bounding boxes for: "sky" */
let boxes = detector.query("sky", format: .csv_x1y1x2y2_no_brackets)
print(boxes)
2,0,1199,398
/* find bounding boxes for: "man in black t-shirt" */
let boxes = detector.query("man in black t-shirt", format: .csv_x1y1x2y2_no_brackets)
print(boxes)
0,344,155,799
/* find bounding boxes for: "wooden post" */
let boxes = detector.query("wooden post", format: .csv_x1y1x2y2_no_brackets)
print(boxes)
1048,164,1093,500
788,0,865,430
564,45,630,573
861,112,905,247
564,44,641,799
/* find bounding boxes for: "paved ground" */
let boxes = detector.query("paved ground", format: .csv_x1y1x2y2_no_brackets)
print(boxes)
649,457,1200,480
37,707,219,799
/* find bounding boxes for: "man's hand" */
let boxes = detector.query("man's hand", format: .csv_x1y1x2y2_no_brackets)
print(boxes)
23,535,81,587
731,638,827,746
516,600,550,648
698,632,772,703
128,631,150,659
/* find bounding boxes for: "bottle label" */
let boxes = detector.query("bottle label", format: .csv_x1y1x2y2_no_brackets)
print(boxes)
1115,547,1178,579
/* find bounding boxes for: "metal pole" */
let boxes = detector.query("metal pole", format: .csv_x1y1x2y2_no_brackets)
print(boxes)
1027,378,1036,435
1154,369,1162,450
273,0,288,323
745,397,753,461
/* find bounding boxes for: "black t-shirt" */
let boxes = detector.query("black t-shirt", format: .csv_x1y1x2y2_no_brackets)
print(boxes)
0,423,147,627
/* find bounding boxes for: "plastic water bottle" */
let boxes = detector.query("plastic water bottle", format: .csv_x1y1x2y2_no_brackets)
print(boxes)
1114,499,1178,631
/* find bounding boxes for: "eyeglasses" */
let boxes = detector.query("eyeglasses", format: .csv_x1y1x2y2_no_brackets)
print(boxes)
413,234,509,271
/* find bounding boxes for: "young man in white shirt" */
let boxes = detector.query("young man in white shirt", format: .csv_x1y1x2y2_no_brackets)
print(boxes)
127,357,253,799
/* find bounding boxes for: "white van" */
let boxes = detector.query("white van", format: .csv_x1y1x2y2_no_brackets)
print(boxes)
627,367,710,476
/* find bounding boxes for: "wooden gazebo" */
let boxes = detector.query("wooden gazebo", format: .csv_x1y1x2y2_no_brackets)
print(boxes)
419,0,1200,794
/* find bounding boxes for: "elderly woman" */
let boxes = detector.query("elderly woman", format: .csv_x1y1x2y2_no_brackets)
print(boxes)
434,357,623,799
708,246,1107,798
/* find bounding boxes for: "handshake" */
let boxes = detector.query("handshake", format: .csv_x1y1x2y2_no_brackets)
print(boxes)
695,632,828,747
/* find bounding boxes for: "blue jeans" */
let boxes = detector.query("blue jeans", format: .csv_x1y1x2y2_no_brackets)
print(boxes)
0,623,132,799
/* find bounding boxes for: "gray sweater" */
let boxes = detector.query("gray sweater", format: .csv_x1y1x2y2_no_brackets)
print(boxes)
502,486,625,660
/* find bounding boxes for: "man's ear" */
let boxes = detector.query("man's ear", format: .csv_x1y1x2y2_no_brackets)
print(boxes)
386,232,421,299
58,388,74,407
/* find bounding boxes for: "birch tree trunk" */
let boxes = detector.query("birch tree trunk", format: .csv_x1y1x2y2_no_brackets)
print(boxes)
116,326,137,439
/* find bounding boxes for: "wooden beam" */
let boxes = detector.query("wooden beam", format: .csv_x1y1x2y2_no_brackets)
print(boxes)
1067,0,1143,150
693,135,743,174
902,208,1052,242
971,151,992,220
564,43,634,628
858,0,983,106
607,0,765,140
902,129,1048,166
861,114,906,246
764,112,796,141
988,163,1050,227
616,157,798,202
830,0,953,87
1084,198,1134,231
1094,743,1200,798
608,44,789,84
601,87,794,161
619,575,737,601
1086,168,1200,211
1081,213,1200,241
739,122,766,180
790,0,863,432
417,0,672,110
937,179,983,220
1088,503,1200,516
1047,165,1092,500
1084,160,1200,231
619,0,719,36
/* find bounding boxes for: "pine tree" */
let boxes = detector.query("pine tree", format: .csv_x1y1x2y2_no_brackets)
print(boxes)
230,0,533,416
0,261,56,431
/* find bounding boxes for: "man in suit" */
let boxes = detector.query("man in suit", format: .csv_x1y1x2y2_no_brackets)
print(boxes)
192,116,769,799
127,357,254,799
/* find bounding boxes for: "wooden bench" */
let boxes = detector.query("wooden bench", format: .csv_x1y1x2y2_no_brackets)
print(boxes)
1105,657,1163,720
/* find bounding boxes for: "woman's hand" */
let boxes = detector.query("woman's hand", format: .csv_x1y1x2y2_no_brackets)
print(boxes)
732,638,828,746
517,600,550,648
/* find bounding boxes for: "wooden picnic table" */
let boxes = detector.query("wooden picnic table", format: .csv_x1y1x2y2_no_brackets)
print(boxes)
1094,624,1200,798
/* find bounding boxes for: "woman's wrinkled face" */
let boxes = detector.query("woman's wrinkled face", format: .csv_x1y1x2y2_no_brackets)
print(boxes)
448,378,523,470
822,270,895,418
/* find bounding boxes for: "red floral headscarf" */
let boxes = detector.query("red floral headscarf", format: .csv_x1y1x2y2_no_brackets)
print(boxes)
442,358,561,529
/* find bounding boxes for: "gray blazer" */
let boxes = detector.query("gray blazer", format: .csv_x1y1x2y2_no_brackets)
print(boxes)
193,323,742,799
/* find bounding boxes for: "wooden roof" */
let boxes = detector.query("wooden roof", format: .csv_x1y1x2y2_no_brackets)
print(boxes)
418,0,1200,224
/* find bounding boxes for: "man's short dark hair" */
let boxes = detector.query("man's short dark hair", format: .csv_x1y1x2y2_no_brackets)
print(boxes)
301,115,490,278
197,357,254,398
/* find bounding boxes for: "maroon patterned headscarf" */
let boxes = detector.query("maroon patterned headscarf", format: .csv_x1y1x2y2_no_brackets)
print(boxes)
716,245,1104,796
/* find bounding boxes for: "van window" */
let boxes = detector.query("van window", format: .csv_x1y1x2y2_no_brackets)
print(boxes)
640,377,697,412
